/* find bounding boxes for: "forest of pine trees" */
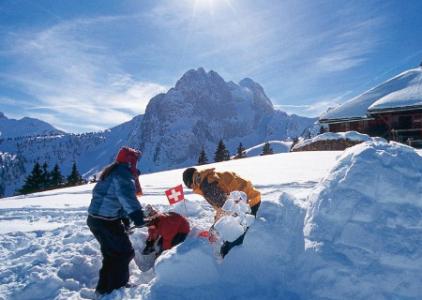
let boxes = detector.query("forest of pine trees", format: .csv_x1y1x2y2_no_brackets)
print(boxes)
18,161,85,195
199,140,248,164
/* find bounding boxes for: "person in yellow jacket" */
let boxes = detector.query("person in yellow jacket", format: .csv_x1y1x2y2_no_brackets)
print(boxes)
182,167,261,257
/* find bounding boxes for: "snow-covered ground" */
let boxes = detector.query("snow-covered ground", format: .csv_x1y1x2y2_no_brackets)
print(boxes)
1,144,421,299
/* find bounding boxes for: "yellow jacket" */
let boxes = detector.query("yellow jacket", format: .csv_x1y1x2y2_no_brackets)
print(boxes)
192,168,261,216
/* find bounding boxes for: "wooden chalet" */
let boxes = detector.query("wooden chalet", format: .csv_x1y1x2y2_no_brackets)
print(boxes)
320,66,422,148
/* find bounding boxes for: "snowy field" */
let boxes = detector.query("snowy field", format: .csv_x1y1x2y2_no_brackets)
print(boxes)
1,144,422,299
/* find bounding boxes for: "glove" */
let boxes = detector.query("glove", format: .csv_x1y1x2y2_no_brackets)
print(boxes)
142,240,156,255
121,217,131,229
129,209,145,227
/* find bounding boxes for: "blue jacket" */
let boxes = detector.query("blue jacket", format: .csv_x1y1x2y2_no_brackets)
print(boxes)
88,164,144,224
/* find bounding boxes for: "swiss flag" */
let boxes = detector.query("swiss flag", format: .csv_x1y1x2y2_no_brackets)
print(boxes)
165,184,185,205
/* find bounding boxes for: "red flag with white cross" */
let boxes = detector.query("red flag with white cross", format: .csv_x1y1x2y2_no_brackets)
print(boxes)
165,184,185,205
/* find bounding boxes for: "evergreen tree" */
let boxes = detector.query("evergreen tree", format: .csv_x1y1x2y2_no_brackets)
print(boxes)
50,164,64,188
261,142,274,155
234,142,246,159
214,139,230,162
41,162,51,189
319,126,326,134
67,162,83,186
197,147,208,165
19,162,43,194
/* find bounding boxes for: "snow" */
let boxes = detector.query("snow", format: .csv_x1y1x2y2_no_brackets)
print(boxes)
0,218,63,234
321,67,422,120
240,140,292,157
1,144,421,299
291,131,373,150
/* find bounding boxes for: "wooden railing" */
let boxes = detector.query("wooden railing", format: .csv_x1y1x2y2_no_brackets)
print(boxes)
391,128,422,148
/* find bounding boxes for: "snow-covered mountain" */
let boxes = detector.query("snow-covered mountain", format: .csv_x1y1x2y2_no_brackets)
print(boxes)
0,115,144,197
0,68,315,196
0,112,64,138
137,68,315,171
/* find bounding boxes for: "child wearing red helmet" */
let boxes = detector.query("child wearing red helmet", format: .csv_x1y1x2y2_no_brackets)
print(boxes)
87,146,145,297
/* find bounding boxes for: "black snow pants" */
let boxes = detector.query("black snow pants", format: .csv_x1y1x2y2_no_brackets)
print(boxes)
87,215,135,294
220,202,261,258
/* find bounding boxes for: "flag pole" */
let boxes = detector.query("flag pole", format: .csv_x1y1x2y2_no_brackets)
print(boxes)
183,198,188,215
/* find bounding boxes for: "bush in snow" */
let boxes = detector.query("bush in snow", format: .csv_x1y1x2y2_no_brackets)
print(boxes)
260,141,274,155
291,131,376,152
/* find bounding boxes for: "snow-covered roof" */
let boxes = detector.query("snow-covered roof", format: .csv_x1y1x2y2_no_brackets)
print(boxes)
320,67,422,122
368,77,422,111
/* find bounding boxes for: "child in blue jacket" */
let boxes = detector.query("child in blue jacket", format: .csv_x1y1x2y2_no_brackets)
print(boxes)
87,147,145,296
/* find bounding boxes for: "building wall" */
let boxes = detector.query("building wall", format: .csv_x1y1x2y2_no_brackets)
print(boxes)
326,110,422,148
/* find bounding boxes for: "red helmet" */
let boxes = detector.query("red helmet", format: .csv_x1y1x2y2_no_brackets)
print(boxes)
115,147,142,167
115,147,143,196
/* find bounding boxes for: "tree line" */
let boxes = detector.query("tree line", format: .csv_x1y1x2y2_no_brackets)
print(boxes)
18,140,275,194
19,161,85,195
197,139,274,165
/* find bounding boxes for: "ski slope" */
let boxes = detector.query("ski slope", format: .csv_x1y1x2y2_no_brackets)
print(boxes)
1,145,421,300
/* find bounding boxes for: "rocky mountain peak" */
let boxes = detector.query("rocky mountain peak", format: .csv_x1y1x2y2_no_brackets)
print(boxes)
239,77,274,112
0,112,7,119
138,68,314,171
175,67,227,92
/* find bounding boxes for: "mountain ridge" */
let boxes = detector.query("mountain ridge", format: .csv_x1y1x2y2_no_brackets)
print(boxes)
0,112,64,139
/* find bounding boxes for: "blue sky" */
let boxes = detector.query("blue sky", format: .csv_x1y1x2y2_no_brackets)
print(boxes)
1,0,421,133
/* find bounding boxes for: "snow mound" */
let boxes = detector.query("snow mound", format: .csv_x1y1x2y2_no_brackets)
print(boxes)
303,140,422,299
292,131,372,150
148,193,306,299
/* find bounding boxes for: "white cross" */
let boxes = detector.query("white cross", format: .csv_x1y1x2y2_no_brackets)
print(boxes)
168,189,182,201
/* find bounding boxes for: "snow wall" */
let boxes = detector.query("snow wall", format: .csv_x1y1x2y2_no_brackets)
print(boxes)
302,140,422,299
